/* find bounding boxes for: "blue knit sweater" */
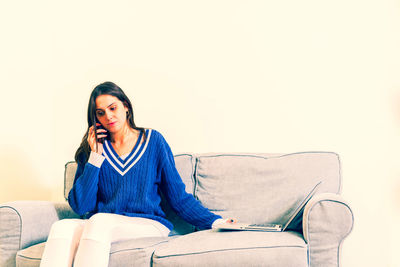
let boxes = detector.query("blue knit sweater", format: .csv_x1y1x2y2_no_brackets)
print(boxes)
68,129,221,230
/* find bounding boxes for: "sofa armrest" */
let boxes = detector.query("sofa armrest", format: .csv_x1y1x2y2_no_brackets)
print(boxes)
0,200,79,267
303,193,354,267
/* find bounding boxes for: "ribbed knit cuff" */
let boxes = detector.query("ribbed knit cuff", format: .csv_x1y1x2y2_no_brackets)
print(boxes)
88,151,105,168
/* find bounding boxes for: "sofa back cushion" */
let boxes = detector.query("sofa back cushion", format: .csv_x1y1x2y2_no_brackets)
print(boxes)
64,154,196,235
194,152,341,230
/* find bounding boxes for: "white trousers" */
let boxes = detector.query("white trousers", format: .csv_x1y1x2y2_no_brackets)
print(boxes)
40,213,170,267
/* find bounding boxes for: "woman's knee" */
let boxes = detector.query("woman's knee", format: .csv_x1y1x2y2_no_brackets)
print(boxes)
81,213,115,242
87,213,116,225
48,219,86,240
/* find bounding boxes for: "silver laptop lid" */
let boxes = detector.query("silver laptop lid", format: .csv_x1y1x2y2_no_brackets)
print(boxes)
281,181,322,231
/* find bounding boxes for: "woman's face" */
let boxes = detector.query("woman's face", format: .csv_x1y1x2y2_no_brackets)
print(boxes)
95,94,129,133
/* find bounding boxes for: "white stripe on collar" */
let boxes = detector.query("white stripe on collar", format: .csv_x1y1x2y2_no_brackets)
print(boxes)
103,129,152,176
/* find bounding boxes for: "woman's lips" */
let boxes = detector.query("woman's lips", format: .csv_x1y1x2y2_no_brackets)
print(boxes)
108,121,117,127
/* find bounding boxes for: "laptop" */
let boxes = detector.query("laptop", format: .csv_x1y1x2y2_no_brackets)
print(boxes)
215,181,322,232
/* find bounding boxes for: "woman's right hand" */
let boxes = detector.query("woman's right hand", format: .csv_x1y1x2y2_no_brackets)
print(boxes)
88,123,108,154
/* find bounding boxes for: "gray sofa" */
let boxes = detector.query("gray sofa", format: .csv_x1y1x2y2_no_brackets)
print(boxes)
0,152,354,267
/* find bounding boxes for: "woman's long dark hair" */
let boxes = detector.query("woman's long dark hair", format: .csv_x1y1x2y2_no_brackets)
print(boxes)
75,81,146,165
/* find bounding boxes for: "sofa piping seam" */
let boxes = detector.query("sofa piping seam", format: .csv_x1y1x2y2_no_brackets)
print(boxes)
154,245,307,259
196,151,336,159
188,154,195,197
193,157,199,199
110,240,169,255
16,254,41,261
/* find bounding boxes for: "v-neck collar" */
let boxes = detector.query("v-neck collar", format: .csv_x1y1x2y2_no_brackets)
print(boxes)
107,130,143,164
102,129,152,176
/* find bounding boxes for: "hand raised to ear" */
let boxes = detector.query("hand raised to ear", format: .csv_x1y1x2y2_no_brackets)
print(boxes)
88,124,107,154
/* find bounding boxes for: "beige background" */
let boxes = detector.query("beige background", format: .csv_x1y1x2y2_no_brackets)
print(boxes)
1,1,399,266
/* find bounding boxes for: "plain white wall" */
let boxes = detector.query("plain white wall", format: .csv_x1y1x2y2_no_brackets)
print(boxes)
1,1,399,266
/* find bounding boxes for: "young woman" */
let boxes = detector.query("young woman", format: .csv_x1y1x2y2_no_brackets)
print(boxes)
40,81,235,267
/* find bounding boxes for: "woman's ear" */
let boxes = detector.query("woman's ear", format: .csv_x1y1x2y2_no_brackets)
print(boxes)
123,102,129,112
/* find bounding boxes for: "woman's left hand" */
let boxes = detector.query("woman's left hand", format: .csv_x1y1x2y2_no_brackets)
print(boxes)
225,218,238,224
212,218,237,229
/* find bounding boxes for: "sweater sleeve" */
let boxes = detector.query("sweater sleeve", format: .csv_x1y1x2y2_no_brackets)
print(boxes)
68,152,104,215
157,134,222,230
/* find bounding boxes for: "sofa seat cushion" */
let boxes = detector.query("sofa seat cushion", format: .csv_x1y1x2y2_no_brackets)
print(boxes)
16,242,44,267
16,237,172,267
152,230,308,267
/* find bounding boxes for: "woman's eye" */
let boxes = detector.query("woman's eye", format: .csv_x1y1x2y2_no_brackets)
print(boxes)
110,106,116,111
96,111,104,116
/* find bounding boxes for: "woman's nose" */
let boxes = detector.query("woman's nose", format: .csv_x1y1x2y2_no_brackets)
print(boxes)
105,110,113,120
